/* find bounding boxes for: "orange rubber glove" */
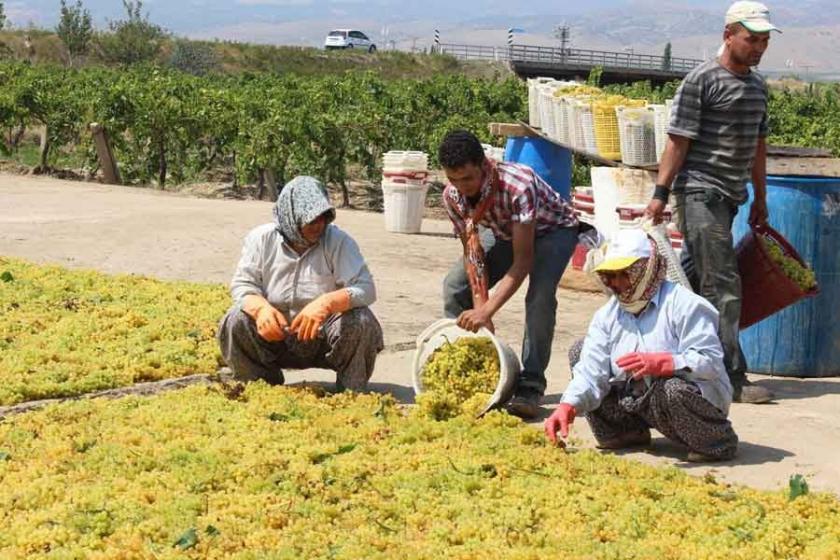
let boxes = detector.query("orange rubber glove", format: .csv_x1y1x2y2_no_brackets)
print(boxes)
617,352,675,380
242,295,289,342
544,403,576,446
290,289,352,342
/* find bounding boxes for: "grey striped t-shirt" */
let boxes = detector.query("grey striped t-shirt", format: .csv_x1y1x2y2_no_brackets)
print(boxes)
669,59,769,204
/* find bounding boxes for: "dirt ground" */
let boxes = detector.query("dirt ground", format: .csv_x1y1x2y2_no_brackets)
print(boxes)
2,173,839,496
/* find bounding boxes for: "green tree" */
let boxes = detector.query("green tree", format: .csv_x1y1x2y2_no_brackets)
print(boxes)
662,42,672,71
587,66,603,87
13,66,84,171
56,0,94,67
96,0,166,65
0,2,6,30
168,40,218,76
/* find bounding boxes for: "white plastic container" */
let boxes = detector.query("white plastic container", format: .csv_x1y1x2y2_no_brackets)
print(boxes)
528,77,557,128
383,150,428,172
617,106,657,166
382,181,429,234
551,95,570,145
568,99,597,154
591,166,658,240
539,86,557,138
651,99,674,162
482,143,505,162
412,319,521,417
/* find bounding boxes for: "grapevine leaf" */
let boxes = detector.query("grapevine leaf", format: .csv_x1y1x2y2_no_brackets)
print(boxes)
789,474,809,501
268,412,290,422
205,525,221,537
311,452,332,465
173,528,198,550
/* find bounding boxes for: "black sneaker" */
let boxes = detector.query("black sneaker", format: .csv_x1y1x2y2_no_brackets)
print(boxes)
506,391,542,419
732,379,774,404
595,430,651,450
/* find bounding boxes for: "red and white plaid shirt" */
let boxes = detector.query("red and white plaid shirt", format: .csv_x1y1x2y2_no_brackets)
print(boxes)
443,161,578,241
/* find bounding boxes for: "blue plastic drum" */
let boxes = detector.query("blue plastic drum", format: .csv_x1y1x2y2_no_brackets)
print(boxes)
503,137,572,200
733,176,840,377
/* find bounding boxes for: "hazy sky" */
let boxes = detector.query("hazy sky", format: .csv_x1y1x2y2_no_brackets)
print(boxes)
7,0,739,32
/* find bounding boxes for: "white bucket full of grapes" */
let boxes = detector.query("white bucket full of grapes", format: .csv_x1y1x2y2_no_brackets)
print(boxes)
412,319,521,417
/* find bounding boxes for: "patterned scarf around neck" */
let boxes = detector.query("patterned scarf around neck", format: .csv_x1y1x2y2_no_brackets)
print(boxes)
606,240,667,315
449,161,499,325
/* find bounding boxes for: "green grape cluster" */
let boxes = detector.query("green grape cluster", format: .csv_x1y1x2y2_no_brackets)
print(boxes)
421,337,500,403
761,236,817,291
414,390,494,421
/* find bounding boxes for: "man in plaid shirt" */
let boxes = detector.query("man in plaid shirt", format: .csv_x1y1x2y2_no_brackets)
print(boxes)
440,130,579,419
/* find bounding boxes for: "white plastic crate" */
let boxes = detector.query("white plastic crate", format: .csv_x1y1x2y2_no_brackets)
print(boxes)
538,86,556,138
551,96,570,145
617,106,657,167
651,99,673,162
383,150,428,172
528,77,557,128
572,100,598,155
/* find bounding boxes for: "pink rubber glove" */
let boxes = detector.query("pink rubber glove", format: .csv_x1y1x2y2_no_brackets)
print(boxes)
544,403,576,446
616,352,675,380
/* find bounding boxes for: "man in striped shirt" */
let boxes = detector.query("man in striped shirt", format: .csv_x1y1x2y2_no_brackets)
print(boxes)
440,130,579,419
646,1,780,404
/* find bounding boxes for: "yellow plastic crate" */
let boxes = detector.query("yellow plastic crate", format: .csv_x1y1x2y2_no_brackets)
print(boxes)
593,97,645,160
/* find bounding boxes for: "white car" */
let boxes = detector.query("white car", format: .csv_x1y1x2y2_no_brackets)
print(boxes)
324,29,377,52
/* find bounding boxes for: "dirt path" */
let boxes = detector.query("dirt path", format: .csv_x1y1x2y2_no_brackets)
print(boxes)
2,173,839,496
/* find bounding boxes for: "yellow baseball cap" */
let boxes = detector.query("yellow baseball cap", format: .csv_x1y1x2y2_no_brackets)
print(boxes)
593,229,652,273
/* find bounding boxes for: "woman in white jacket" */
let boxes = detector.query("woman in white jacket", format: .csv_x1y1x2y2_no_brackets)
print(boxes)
545,230,738,463
218,176,383,392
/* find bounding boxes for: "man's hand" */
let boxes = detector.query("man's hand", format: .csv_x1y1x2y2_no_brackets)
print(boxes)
457,306,495,333
617,352,675,380
748,198,769,228
644,198,668,225
544,403,576,445
255,305,289,342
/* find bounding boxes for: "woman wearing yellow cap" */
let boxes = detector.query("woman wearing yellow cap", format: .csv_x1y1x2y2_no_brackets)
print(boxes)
544,229,738,463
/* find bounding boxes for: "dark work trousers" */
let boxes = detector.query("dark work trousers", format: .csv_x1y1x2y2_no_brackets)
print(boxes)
442,226,577,397
567,338,738,459
218,306,384,392
673,190,747,389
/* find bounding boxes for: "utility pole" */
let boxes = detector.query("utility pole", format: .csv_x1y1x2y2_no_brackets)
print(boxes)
554,24,570,53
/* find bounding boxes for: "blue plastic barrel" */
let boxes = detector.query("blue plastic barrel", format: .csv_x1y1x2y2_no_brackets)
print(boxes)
733,175,840,377
503,137,572,200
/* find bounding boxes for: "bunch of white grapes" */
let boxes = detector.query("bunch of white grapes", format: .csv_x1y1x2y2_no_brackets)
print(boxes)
762,236,817,291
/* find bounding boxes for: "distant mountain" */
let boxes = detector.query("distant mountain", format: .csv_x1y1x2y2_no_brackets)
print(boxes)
7,0,840,75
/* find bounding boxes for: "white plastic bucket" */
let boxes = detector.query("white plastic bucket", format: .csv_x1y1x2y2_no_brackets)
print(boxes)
382,181,428,234
412,319,521,417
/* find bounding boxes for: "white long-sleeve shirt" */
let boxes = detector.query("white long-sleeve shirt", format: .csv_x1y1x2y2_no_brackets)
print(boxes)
230,223,376,319
562,282,733,415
